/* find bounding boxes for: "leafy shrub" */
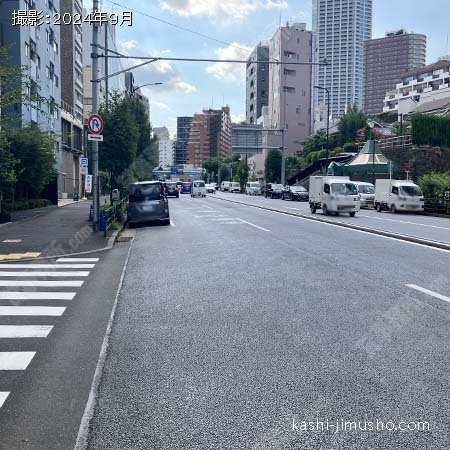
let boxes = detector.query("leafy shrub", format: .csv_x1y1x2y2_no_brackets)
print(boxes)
417,172,450,198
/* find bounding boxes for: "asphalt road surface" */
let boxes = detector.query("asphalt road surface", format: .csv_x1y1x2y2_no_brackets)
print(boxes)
86,194,450,450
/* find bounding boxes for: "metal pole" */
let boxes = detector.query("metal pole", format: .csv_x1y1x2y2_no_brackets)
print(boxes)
372,136,375,185
325,88,330,175
281,129,286,185
91,0,99,231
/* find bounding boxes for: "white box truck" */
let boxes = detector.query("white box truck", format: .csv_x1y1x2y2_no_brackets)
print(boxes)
309,176,360,216
374,179,424,213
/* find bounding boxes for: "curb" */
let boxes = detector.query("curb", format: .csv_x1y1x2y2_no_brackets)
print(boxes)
210,195,450,252
58,199,88,208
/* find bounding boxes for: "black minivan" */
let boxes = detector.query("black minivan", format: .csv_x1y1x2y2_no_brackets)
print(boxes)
127,181,170,226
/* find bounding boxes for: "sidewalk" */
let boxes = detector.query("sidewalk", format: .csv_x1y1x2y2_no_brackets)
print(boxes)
0,201,110,260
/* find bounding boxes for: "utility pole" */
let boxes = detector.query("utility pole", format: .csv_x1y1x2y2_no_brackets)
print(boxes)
281,129,286,185
91,0,100,231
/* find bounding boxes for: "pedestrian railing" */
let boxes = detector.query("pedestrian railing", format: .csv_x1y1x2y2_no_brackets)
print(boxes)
424,196,450,215
99,197,127,237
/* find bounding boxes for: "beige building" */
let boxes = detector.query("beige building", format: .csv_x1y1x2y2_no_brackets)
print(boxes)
269,23,313,155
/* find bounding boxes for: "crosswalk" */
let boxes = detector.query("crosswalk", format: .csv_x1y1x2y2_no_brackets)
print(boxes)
0,256,99,410
189,207,244,225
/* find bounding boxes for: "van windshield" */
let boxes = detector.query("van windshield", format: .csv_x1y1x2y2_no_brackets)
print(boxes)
331,183,358,195
358,185,374,194
249,183,259,187
128,184,163,201
193,181,205,188
400,185,422,196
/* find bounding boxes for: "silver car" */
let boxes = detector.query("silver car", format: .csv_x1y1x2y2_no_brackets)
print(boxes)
127,181,170,226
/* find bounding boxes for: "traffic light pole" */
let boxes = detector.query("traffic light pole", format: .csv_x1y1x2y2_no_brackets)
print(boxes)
91,0,99,231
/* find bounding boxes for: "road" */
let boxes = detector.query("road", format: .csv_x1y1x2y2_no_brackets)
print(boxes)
85,195,450,450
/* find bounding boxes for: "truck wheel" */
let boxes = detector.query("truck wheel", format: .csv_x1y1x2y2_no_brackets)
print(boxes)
390,204,396,214
322,204,329,215
310,204,317,214
376,203,382,212
349,212,356,217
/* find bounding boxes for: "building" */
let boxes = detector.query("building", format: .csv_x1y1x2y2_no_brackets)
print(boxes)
312,0,372,128
154,126,174,167
174,116,193,165
269,22,313,155
60,0,84,198
135,91,150,120
364,30,426,115
82,16,125,119
0,0,62,196
383,59,450,118
246,44,269,124
187,107,232,167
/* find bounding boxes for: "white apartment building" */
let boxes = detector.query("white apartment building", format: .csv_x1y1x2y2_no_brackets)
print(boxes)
312,0,372,131
154,126,174,168
383,59,450,118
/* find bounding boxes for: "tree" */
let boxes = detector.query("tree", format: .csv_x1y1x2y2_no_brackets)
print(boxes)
303,130,327,156
236,159,249,188
202,157,221,182
286,155,303,179
219,164,230,183
265,149,282,183
99,93,139,193
417,172,450,198
0,134,16,208
7,125,56,199
338,104,367,145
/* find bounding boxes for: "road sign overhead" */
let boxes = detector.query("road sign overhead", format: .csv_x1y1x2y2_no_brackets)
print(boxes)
87,114,103,134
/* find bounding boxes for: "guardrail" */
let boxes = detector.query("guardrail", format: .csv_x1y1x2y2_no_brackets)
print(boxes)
99,197,127,237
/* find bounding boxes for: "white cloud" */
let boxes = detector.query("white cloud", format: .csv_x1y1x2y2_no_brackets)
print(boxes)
148,100,172,111
159,0,287,23
121,40,138,51
206,43,253,84
171,79,197,93
231,113,246,124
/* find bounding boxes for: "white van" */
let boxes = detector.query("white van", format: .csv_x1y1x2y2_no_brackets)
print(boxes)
191,180,206,197
309,176,360,216
246,182,261,195
374,179,424,213
230,182,241,193
354,182,375,208
221,181,232,192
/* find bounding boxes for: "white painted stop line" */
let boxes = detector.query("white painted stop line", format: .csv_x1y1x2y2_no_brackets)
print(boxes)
0,271,90,277
0,392,9,408
0,352,36,370
0,307,66,316
0,292,76,300
0,281,83,287
0,325,53,338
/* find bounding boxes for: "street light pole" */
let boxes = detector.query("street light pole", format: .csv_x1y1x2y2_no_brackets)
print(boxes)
281,129,286,185
131,82,163,95
314,86,330,175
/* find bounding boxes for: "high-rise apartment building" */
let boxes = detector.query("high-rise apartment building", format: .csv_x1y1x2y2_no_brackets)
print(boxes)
269,23,312,155
312,0,372,128
246,44,269,124
187,107,232,167
0,0,62,196
60,0,84,197
154,126,174,168
364,30,426,114
174,116,193,165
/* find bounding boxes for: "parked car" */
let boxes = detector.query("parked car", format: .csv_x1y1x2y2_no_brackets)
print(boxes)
245,182,261,195
264,183,284,199
374,179,424,213
281,185,309,201
163,181,179,198
127,181,170,226
354,182,374,208
181,182,192,194
230,182,241,193
205,184,216,194
191,180,206,197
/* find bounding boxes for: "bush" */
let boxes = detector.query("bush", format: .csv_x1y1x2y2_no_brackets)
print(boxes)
417,172,450,198
2,198,52,212
411,114,450,147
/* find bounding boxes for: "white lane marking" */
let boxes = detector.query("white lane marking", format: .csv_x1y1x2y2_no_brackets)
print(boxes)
285,207,304,211
57,258,99,262
201,204,213,209
0,352,36,370
0,306,66,316
2,239,22,243
0,264,95,269
0,325,53,338
406,284,450,304
208,217,236,221
0,271,90,277
236,218,270,232
0,392,10,408
0,292,76,300
193,214,224,218
170,219,176,227
359,215,450,231
0,280,84,287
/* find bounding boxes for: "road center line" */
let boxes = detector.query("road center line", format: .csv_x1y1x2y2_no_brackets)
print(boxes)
0,325,53,338
236,218,270,232
406,284,450,304
0,271,90,277
0,352,36,370
0,306,66,316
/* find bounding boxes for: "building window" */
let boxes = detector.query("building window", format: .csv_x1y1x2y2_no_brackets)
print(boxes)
284,68,296,76
25,42,30,57
283,86,296,93
296,106,302,114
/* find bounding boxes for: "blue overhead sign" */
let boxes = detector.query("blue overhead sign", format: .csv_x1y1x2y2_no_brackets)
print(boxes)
170,167,179,175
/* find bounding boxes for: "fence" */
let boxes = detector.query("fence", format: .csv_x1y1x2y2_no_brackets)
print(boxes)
98,197,127,237
424,196,450,215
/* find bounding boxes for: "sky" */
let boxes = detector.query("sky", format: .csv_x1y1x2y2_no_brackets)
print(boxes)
95,0,450,137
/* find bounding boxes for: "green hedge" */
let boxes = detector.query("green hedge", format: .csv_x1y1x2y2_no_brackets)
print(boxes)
2,198,52,212
411,114,450,147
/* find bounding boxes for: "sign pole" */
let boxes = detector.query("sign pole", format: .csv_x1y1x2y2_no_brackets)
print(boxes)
91,0,100,231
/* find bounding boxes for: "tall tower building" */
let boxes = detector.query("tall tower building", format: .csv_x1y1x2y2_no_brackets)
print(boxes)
175,116,193,165
312,0,372,129
269,23,313,155
364,30,426,114
246,44,269,124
